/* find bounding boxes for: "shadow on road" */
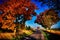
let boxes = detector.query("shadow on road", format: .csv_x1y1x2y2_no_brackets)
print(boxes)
20,36,40,40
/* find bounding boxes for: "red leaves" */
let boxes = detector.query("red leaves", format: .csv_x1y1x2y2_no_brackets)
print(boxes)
0,17,2,22
0,0,37,31
0,0,37,18
35,9,59,28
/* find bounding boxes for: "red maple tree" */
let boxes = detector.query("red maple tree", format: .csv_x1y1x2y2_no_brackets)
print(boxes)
0,0,37,31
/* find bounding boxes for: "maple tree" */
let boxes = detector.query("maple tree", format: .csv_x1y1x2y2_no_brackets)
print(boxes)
0,0,37,31
35,9,60,28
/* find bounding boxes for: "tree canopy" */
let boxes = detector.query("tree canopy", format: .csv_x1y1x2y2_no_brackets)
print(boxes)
0,0,37,31
35,9,60,28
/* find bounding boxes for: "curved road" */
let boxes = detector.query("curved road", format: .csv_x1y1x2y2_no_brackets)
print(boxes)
21,30,45,40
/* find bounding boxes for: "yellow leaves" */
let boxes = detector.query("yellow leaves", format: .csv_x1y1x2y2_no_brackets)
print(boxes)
0,0,37,39
0,12,16,31
44,29,60,35
2,20,16,31
0,33,16,39
2,25,8,29
9,24,16,31
6,14,12,19
1,14,16,30
22,30,33,35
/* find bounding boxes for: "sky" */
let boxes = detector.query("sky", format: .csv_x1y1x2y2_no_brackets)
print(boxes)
26,0,60,29
26,0,49,28
51,21,60,29
0,0,60,29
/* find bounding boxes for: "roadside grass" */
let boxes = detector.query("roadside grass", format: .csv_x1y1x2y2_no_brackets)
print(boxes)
12,29,33,40
41,31,49,40
22,30,33,35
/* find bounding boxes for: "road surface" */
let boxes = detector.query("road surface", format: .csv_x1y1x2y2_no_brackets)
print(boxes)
21,30,45,40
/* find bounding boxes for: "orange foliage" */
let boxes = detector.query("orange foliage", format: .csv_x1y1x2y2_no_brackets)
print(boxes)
35,9,60,28
0,0,37,31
